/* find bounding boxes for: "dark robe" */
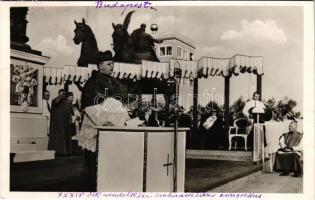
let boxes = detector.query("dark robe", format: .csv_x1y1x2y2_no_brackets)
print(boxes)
147,110,159,127
199,115,226,150
208,117,226,149
178,114,193,149
198,113,210,149
48,96,73,156
81,70,129,110
273,131,303,174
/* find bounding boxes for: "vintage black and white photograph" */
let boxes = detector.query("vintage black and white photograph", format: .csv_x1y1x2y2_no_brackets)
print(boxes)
0,1,314,199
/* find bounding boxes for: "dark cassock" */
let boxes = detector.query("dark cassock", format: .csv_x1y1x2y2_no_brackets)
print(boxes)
198,113,211,150
48,92,73,156
198,112,225,150
81,70,129,110
273,127,303,177
208,116,226,149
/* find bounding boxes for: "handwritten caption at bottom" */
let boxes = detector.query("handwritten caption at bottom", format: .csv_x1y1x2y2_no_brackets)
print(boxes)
58,192,262,199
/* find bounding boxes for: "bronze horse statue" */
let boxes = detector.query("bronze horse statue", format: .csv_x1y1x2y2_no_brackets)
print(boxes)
73,18,99,67
112,11,161,64
112,11,141,64
74,12,160,66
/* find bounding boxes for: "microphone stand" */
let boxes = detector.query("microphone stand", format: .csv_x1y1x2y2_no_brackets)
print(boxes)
253,111,264,171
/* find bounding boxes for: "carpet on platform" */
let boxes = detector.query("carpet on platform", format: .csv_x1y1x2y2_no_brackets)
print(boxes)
185,159,262,192
10,155,261,192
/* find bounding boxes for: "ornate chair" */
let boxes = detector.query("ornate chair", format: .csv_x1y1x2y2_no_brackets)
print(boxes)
228,118,252,151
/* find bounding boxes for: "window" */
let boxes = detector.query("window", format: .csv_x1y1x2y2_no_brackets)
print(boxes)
183,50,187,60
159,46,172,56
177,47,182,58
160,47,166,56
166,46,172,55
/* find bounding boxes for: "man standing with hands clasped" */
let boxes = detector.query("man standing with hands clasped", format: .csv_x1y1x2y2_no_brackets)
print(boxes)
242,92,267,150
48,89,73,156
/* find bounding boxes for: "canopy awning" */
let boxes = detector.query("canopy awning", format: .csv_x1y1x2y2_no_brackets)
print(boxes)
44,54,263,85
44,65,98,85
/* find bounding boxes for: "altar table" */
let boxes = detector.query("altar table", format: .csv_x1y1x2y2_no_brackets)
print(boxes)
95,126,188,192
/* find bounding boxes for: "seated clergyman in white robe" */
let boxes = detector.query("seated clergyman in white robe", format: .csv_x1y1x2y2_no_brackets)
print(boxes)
72,97,131,152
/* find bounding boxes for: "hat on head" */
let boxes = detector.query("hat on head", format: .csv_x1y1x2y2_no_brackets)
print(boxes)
97,50,113,63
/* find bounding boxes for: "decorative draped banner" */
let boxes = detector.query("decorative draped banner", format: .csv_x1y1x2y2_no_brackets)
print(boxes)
43,54,264,85
198,57,230,77
229,54,263,76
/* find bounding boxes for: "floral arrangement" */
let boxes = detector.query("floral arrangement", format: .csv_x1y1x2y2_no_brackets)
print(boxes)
11,64,38,111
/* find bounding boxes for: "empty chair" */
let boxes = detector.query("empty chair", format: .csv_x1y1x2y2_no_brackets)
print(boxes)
228,118,251,151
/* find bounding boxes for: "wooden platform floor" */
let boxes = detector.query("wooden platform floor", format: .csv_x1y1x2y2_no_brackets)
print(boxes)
186,150,252,162
185,159,261,192
210,171,303,193
10,154,261,192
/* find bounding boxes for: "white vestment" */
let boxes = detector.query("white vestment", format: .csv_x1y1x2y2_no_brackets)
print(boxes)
242,99,266,117
72,98,130,152
42,99,51,134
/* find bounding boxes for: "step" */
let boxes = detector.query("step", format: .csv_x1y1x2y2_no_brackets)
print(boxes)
209,170,262,192
11,137,48,151
13,150,55,163
11,144,38,152
11,155,85,170
11,113,48,137
186,150,252,161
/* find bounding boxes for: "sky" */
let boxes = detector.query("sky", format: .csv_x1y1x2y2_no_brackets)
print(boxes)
26,5,303,113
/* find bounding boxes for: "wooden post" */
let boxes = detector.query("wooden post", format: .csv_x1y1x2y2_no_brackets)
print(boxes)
257,74,262,100
43,77,48,92
192,78,198,148
64,80,70,92
224,76,230,134
152,88,157,109
256,74,263,165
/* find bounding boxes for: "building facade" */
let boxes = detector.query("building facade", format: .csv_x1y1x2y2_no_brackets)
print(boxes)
152,32,196,63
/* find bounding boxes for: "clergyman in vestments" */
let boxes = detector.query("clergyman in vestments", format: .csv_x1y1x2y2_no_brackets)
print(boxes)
48,89,73,156
273,120,303,177
242,91,267,149
73,51,131,191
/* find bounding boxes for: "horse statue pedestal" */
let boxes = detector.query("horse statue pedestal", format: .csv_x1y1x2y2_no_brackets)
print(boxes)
95,126,188,192
10,49,54,163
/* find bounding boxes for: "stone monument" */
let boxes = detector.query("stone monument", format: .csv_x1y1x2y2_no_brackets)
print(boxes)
10,7,55,162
